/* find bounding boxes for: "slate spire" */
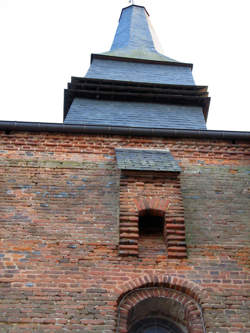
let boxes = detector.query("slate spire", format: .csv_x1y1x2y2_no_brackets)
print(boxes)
102,4,177,63
63,3,210,131
86,3,195,85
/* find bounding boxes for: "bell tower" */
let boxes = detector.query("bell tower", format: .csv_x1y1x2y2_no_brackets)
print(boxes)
0,2,249,333
64,4,210,131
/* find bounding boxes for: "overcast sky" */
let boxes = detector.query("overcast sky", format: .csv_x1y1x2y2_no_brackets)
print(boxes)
0,0,249,131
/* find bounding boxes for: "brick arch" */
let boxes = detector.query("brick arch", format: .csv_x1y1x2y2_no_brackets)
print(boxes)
118,289,202,333
119,196,187,258
116,275,208,333
134,197,170,213
115,274,207,304
119,197,170,257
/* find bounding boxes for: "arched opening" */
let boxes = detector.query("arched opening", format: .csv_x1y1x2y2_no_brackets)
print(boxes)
116,279,206,333
127,297,187,333
139,209,166,255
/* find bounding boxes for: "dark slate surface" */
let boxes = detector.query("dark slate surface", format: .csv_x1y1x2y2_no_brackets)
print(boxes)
86,59,195,85
102,5,177,63
64,98,207,130
115,148,181,172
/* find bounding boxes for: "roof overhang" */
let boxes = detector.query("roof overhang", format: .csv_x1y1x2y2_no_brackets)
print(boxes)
91,54,193,69
64,76,209,122
0,121,249,141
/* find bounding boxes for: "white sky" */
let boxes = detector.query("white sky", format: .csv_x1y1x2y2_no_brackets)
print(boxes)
0,0,249,131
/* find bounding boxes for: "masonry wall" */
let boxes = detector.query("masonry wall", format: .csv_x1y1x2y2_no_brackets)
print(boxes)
0,131,249,333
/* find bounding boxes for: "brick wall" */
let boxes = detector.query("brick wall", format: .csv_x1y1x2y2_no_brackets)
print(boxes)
0,131,249,332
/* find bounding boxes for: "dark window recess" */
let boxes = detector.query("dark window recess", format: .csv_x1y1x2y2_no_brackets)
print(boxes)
139,211,164,236
129,317,184,333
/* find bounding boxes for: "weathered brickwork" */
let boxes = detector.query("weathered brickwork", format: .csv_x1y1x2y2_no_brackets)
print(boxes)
119,171,186,258
0,131,249,332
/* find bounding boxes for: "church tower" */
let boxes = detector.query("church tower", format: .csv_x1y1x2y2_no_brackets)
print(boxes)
63,4,211,262
0,3,249,333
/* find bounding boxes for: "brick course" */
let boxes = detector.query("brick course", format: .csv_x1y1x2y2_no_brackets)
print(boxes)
0,131,249,332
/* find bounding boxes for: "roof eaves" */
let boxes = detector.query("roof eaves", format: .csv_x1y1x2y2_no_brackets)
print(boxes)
0,121,249,140
91,54,193,69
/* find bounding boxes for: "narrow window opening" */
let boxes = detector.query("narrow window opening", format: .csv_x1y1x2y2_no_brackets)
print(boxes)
139,213,164,236
138,210,166,255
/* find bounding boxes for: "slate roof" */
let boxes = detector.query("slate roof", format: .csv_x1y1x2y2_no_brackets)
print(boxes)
115,148,181,172
64,98,207,130
86,58,195,86
87,5,195,86
101,5,178,63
